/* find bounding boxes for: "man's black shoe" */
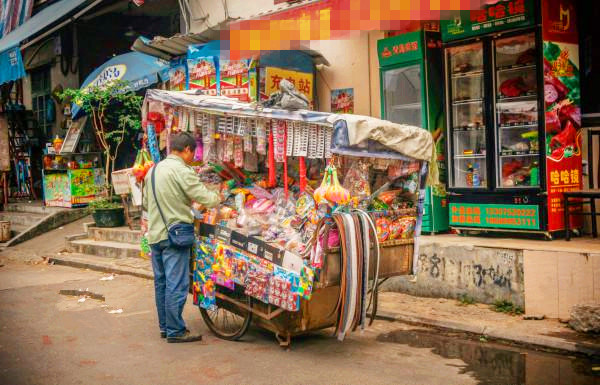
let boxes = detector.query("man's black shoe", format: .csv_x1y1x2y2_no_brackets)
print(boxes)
160,331,166,339
167,330,202,343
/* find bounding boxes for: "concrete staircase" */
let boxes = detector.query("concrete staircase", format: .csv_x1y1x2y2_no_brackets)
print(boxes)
0,202,88,247
66,224,142,259
53,223,152,278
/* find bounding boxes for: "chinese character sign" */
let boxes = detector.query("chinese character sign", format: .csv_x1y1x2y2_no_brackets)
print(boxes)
264,67,313,105
331,88,354,114
0,45,26,85
442,0,534,41
449,203,539,230
542,0,582,231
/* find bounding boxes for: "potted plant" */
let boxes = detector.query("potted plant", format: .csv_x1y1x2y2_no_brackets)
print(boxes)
61,80,142,198
88,197,125,228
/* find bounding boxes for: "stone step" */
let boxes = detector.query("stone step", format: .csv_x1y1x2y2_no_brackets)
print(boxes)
4,203,65,215
88,226,141,244
9,223,29,237
67,239,141,259
50,252,153,280
0,211,47,227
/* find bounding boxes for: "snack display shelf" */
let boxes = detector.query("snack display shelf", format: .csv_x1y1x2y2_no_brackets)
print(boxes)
454,154,486,159
496,93,537,101
451,70,484,78
452,99,483,105
496,64,536,72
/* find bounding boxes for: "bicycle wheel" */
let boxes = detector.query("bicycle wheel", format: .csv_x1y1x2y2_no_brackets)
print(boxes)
199,285,252,341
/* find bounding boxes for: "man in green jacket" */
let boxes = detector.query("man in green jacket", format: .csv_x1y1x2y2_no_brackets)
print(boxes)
143,131,220,343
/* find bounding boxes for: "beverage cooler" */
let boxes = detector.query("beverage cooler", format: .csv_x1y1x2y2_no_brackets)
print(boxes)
378,29,449,233
442,0,582,239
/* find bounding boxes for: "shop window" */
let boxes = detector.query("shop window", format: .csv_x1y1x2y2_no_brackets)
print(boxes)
30,66,52,137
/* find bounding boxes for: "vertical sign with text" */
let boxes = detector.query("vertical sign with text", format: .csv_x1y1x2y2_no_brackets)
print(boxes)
542,0,582,231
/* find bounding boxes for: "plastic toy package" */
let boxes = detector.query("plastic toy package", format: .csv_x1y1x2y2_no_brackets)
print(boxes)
269,268,300,312
244,263,271,303
193,240,217,311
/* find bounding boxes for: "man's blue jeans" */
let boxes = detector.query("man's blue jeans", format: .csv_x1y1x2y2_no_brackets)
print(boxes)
150,239,190,338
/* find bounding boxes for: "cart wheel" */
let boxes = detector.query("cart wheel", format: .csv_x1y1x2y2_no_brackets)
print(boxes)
199,285,252,341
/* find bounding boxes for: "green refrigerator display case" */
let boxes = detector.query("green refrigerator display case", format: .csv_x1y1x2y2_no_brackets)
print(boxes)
378,29,449,233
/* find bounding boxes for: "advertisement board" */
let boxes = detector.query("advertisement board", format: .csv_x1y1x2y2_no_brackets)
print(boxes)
377,31,423,67
43,173,71,207
542,0,582,231
187,57,218,95
449,203,540,230
331,88,353,114
264,67,313,106
441,0,534,42
219,60,251,102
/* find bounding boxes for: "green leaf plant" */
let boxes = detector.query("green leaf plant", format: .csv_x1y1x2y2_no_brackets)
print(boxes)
61,80,142,198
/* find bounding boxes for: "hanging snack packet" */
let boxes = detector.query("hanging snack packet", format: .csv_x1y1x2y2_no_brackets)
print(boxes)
343,160,371,201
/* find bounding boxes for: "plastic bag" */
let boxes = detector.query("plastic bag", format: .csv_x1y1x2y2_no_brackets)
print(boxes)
343,160,370,201
133,149,154,183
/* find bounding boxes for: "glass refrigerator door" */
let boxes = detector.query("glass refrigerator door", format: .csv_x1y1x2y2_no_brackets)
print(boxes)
383,64,422,127
494,33,540,188
447,42,487,189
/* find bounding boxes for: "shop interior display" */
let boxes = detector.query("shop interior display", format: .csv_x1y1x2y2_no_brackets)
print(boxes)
495,33,539,188
448,42,488,188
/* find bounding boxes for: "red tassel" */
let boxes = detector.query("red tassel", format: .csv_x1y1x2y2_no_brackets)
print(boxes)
299,157,307,192
283,127,289,199
268,122,276,188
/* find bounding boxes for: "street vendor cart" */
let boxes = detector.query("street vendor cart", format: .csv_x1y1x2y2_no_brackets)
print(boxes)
142,89,433,347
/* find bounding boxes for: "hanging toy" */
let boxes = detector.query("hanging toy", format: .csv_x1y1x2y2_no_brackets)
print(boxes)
283,126,289,199
268,122,277,188
313,167,330,205
323,164,350,205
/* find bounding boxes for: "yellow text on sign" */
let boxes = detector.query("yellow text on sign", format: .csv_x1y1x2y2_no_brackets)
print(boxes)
265,67,313,102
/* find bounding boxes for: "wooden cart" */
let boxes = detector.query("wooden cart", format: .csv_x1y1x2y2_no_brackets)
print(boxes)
195,229,414,347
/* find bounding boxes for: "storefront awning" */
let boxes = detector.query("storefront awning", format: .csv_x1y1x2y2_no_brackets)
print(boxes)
132,31,329,66
71,51,171,119
0,0,98,85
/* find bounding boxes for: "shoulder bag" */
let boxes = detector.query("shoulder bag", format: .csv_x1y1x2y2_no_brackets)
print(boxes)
151,165,195,248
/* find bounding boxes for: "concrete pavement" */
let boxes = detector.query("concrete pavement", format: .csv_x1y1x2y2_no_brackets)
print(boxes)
1,261,598,385
0,262,477,385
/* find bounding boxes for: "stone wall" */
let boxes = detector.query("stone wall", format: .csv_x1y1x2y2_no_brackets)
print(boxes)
383,242,525,307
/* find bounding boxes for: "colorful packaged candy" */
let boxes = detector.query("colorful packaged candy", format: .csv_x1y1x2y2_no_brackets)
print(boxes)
396,216,416,238
388,219,401,240
375,217,391,242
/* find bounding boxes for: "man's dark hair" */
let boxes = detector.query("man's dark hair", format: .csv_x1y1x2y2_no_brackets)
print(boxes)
170,131,197,152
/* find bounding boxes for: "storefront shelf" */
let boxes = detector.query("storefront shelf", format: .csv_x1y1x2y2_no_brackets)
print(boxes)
498,123,538,129
451,70,484,78
453,126,486,132
499,152,539,157
496,94,538,102
452,99,483,105
454,154,486,159
496,64,536,72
